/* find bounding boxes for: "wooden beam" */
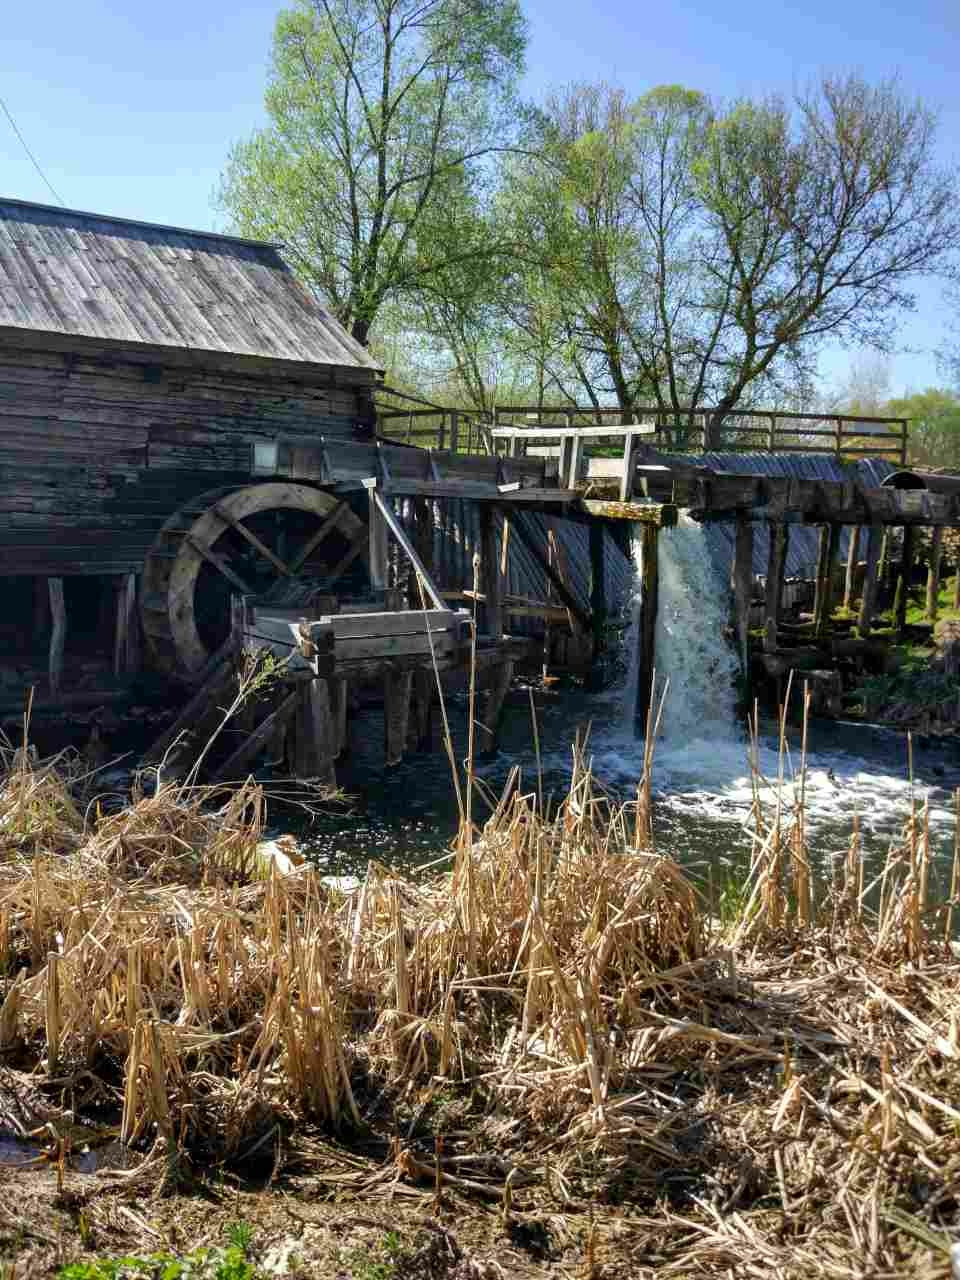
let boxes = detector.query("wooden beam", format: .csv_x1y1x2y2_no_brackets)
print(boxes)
186,534,253,596
478,659,514,755
367,485,389,593
634,524,659,733
503,511,591,631
214,688,300,782
926,526,944,622
813,524,841,635
588,518,607,685
858,524,882,637
367,484,447,611
843,526,861,611
894,526,916,638
580,499,678,526
213,503,292,578
287,500,348,575
113,571,139,677
384,667,414,766
479,507,503,640
48,577,65,697
763,523,788,653
294,679,337,785
731,515,753,679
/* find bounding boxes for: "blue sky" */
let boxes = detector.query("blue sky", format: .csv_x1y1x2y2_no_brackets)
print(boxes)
2,0,958,394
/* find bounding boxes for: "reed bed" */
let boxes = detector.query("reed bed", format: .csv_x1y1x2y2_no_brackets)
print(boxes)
0,725,959,1277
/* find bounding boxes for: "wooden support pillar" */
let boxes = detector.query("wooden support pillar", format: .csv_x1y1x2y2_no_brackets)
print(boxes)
894,526,916,638
843,526,861,611
813,524,841,635
731,514,753,679
330,677,349,758
858,524,882,637
478,659,514,756
367,487,389,594
926,527,944,622
48,578,65,697
113,572,140,677
410,668,434,752
479,507,503,640
634,523,659,734
587,519,607,689
384,667,414,767
294,678,337,785
763,523,788,653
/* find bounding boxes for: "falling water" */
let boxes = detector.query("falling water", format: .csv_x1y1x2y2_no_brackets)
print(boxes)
626,514,741,748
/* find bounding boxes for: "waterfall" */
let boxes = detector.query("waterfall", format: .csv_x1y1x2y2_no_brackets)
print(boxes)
625,514,741,748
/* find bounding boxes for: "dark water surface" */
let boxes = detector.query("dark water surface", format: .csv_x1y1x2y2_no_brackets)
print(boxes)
288,681,960,905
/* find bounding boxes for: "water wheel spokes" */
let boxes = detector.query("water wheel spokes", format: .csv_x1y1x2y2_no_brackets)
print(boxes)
141,482,367,677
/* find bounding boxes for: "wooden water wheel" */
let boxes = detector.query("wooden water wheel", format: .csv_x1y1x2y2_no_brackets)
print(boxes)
141,482,366,677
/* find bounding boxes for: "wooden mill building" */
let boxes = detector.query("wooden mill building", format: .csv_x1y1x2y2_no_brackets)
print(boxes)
0,197,382,692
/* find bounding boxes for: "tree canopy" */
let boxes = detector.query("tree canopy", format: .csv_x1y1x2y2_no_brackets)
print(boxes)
222,24,960,429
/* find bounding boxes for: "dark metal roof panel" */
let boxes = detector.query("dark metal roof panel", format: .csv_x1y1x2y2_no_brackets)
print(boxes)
0,197,381,373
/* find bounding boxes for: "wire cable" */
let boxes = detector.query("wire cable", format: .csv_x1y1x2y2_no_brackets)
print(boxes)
0,94,66,207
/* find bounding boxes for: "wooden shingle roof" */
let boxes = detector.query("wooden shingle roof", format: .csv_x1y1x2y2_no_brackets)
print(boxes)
0,197,380,374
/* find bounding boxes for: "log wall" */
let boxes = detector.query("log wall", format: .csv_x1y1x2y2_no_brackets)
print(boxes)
0,338,376,575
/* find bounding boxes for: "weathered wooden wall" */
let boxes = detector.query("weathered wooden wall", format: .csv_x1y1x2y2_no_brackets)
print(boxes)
0,338,376,575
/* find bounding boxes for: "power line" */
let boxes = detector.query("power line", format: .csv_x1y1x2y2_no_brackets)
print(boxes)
0,94,66,207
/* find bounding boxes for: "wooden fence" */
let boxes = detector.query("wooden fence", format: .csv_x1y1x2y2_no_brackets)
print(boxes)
376,403,909,466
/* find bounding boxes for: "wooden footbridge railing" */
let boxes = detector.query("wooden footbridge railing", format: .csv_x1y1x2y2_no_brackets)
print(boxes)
376,398,909,471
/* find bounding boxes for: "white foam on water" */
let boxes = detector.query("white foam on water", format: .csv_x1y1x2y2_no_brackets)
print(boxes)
554,516,952,850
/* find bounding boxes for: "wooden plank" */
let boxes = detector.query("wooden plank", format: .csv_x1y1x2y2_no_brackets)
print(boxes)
502,511,591,631
588,519,607,682
113,571,139,677
367,486,389,592
336,633,456,662
580,499,678,527
48,577,65,696
294,679,337,784
312,608,456,639
763,524,788,654
142,659,237,764
634,524,659,733
213,688,300,781
858,524,882,637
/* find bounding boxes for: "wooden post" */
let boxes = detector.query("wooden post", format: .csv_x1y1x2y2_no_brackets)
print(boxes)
478,659,514,755
843,526,861,611
954,557,960,612
813,524,841,635
858,524,882,637
113,572,140,677
384,667,414,766
448,409,460,455
634,523,659,734
367,487,389,594
763,523,788,653
479,507,503,639
294,678,337,785
894,526,916,638
48,578,65,696
330,677,349,758
731,515,753,679
926,527,944,622
619,432,636,501
410,668,433,752
588,519,607,685
877,530,890,599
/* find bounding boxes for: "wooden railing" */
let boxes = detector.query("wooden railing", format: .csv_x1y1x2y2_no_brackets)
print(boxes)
376,402,909,466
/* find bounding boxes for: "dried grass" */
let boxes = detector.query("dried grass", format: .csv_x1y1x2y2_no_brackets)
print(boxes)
0,713,958,1277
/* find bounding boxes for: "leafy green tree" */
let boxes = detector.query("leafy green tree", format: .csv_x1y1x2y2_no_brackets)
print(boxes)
220,0,526,347
505,76,960,439
888,387,960,469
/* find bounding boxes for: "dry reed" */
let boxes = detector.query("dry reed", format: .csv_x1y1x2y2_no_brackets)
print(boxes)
0,720,958,1277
